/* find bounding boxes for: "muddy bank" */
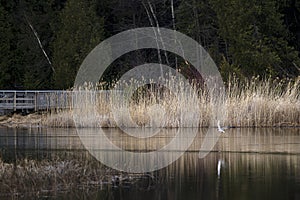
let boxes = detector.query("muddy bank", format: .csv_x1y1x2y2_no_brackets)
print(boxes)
0,111,299,128
0,113,45,128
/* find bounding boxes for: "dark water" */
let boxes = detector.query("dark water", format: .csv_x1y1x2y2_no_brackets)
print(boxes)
0,127,300,200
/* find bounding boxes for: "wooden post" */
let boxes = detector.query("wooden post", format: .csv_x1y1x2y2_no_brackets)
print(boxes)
25,91,27,113
34,91,37,112
13,91,16,112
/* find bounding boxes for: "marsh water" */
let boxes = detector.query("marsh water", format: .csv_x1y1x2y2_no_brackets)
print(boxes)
0,127,300,199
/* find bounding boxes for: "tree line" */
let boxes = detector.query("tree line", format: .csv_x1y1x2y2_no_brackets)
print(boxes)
0,0,299,90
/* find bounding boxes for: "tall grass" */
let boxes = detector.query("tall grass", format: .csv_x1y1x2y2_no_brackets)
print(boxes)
45,76,299,128
0,157,147,198
225,76,299,127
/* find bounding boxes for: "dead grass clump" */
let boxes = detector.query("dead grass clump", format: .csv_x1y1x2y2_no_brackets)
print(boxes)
0,158,141,198
32,76,300,128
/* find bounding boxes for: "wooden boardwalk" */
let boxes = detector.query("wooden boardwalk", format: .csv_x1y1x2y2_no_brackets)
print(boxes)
0,90,73,114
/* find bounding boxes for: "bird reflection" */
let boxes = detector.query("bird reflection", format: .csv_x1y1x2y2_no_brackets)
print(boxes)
216,158,226,200
217,159,225,178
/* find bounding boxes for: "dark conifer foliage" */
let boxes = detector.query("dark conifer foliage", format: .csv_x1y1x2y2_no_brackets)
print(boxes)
0,0,299,89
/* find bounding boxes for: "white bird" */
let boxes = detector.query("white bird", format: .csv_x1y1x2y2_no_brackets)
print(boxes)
217,120,226,133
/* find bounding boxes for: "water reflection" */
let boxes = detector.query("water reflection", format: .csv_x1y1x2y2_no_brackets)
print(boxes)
1,127,299,159
76,152,299,200
0,127,299,199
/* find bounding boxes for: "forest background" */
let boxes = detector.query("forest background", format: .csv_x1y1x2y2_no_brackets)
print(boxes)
0,0,299,90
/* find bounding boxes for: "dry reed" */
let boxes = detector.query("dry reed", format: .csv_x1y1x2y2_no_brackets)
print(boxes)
0,157,142,198
224,76,299,127
44,76,299,128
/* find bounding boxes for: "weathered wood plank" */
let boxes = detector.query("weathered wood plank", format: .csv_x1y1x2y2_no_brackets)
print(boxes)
0,90,72,114
0,90,111,115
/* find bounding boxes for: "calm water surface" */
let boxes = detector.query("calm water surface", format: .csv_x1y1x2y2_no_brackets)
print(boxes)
0,127,299,200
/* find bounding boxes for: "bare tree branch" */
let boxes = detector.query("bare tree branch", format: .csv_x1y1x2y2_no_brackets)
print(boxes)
24,13,55,73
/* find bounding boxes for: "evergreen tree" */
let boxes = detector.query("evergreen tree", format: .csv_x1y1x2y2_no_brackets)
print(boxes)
211,0,300,77
20,0,58,89
176,0,223,72
176,0,218,50
0,4,14,89
1,0,299,90
52,0,105,89
0,2,28,89
0,0,62,89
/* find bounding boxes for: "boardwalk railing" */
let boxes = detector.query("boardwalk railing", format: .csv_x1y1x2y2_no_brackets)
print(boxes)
0,90,73,114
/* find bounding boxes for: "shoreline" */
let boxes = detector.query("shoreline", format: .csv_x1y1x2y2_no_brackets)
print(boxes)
0,77,299,129
0,113,299,128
